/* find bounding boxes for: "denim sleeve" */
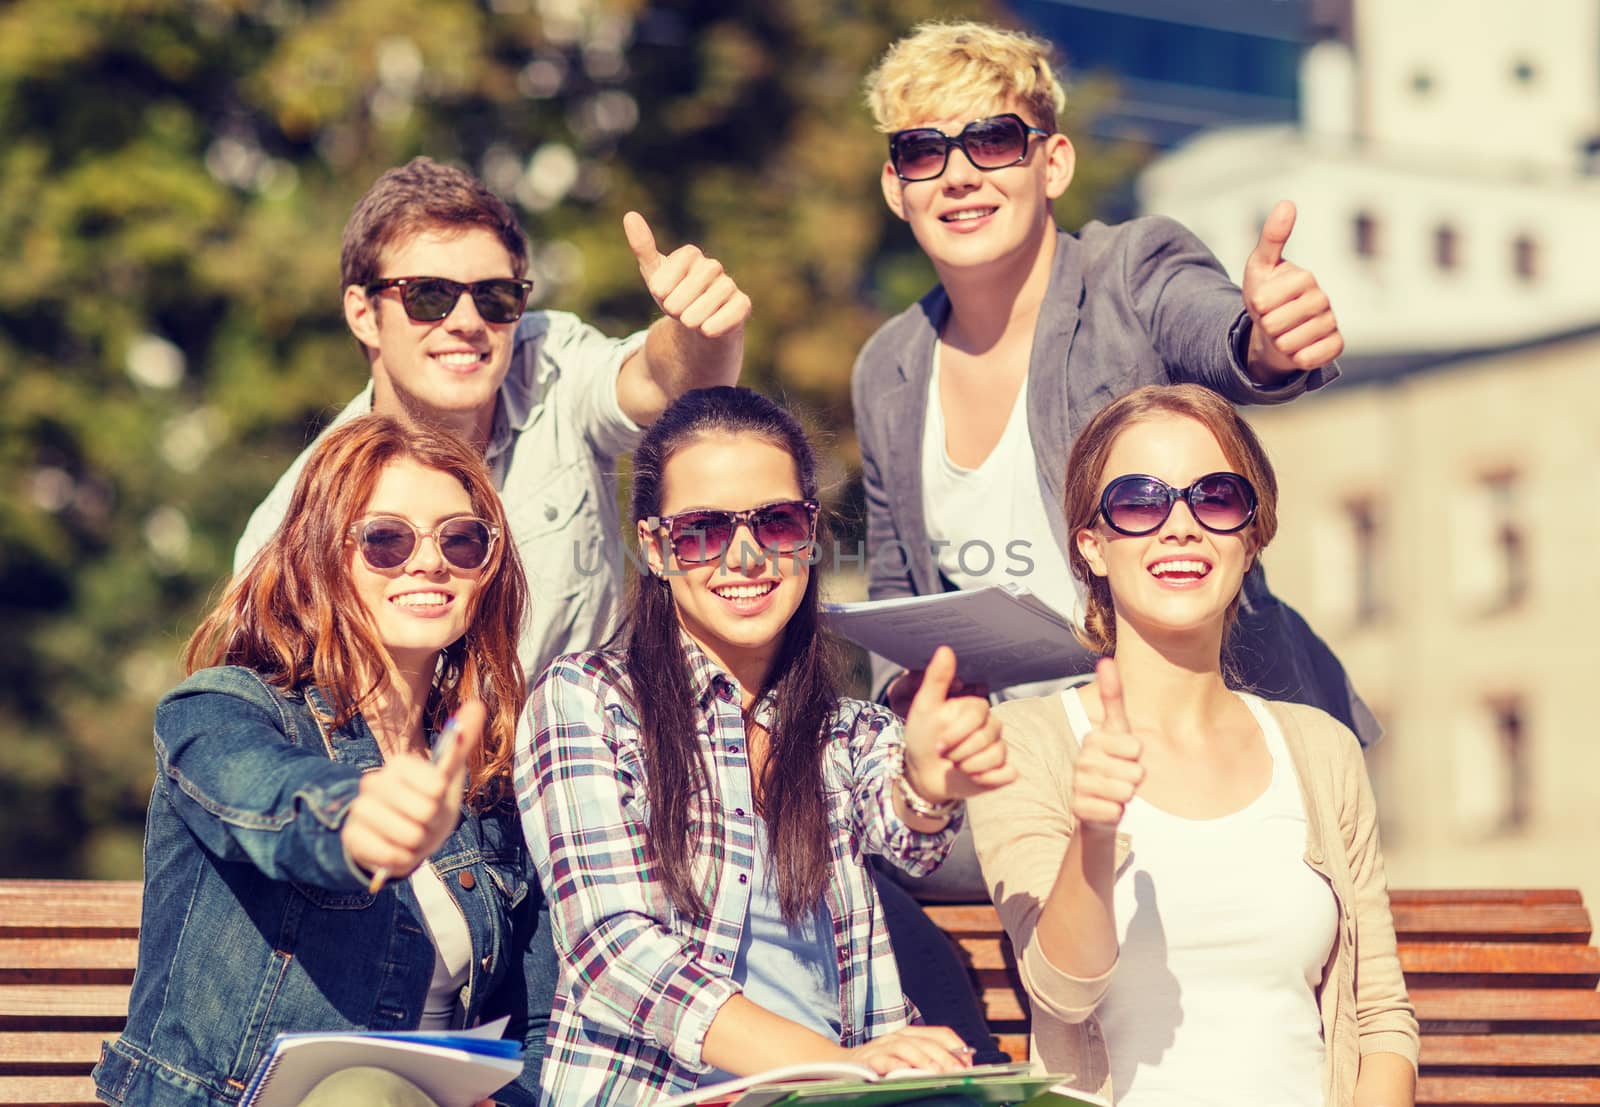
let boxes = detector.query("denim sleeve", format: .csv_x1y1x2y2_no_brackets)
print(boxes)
154,681,367,891
479,881,554,1107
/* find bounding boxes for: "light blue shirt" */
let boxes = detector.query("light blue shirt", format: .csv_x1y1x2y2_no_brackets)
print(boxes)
233,310,646,675
699,819,841,1085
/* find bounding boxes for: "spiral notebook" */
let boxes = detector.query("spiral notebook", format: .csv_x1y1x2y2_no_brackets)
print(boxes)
238,1016,524,1107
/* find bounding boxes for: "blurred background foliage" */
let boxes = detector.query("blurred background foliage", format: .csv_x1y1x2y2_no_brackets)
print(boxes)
0,0,1146,878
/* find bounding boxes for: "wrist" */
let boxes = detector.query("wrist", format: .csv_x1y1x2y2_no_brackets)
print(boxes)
888,742,960,821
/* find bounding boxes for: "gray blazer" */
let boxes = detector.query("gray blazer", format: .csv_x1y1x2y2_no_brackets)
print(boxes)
851,217,1379,744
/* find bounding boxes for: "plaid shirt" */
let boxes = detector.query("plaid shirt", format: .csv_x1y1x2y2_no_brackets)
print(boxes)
515,642,960,1106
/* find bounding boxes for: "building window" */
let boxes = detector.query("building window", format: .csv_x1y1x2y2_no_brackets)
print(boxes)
1452,695,1531,836
1346,497,1384,624
1313,494,1386,627
1434,224,1460,270
1451,470,1528,613
1353,211,1379,258
1512,234,1539,280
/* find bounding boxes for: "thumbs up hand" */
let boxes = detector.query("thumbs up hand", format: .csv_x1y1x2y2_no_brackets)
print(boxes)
1071,660,1144,832
623,211,751,339
900,647,1016,811
342,700,485,882
1240,200,1344,377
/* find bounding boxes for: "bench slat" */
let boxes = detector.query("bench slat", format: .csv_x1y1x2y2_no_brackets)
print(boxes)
1399,942,1600,988
0,986,130,1029
1394,903,1593,944
0,883,142,937
1393,890,1585,907
0,938,139,976
1416,1074,1600,1105
1414,987,1600,1024
0,1032,106,1068
0,1076,99,1107
1422,1032,1600,1067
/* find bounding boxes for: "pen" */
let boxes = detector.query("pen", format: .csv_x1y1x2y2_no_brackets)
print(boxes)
366,714,464,895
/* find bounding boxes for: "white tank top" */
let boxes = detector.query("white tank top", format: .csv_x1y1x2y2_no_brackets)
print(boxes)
409,862,473,1030
1061,687,1336,1107
920,345,1084,641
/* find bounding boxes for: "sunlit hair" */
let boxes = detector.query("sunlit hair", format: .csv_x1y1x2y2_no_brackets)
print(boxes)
1063,384,1280,661
186,415,528,810
621,386,840,923
340,156,529,291
864,20,1067,135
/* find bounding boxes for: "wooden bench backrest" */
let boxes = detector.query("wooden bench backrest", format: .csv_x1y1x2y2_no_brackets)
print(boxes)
3,882,1597,1106
927,888,1600,1107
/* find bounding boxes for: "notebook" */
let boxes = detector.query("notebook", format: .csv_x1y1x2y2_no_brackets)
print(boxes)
238,1016,523,1107
654,1060,1110,1107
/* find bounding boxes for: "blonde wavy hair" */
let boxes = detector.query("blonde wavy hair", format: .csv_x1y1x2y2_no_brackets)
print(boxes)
864,20,1067,134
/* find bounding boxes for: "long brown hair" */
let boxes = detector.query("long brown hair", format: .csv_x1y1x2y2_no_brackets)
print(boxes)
1063,384,1280,660
187,415,528,809
622,386,841,923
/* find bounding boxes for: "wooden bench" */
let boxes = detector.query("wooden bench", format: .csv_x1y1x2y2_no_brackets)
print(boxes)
4,881,1597,1106
927,888,1600,1106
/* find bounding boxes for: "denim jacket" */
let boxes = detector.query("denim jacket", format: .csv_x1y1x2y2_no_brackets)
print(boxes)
93,666,553,1107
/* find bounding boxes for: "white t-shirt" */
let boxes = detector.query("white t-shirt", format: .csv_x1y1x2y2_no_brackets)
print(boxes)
920,345,1084,648
409,862,474,1030
1061,687,1336,1107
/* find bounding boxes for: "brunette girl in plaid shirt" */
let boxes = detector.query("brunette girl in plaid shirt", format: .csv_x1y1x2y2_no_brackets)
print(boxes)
515,387,1016,1106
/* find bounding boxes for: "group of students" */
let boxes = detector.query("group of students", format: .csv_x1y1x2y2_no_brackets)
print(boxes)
92,19,1420,1107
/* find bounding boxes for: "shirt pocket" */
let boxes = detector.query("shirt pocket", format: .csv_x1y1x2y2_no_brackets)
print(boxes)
506,461,604,599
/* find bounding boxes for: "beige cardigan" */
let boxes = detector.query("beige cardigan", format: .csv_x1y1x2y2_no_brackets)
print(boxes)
967,692,1419,1105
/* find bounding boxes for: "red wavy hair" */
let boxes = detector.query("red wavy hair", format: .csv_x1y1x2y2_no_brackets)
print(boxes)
186,415,528,809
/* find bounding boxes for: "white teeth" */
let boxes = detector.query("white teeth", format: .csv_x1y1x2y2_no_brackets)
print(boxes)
1150,560,1209,577
392,592,450,607
714,582,776,600
943,208,995,221
434,352,483,366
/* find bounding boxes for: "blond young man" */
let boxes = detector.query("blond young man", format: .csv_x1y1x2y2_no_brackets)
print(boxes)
854,22,1376,745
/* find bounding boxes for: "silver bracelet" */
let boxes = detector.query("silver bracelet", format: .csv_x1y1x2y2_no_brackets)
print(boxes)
888,742,960,820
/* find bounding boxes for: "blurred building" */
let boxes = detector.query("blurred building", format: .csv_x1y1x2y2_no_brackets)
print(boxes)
1137,0,1600,904
1011,0,1311,147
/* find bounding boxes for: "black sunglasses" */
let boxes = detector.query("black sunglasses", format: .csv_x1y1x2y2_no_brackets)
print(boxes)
348,515,501,571
365,276,534,324
888,113,1052,182
1098,473,1258,537
653,500,820,567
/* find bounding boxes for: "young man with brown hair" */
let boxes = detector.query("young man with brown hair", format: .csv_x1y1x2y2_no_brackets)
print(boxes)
237,156,750,674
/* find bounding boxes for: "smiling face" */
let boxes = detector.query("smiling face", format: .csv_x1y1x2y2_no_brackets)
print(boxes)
348,457,486,671
1075,414,1258,653
344,225,520,440
639,433,812,691
880,100,1075,280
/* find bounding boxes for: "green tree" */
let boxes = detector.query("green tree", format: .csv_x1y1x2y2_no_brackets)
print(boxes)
0,0,1143,877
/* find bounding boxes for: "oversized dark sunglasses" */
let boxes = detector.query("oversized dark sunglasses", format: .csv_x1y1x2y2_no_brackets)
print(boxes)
1098,473,1258,537
888,113,1052,182
365,276,534,324
348,515,501,571
654,499,820,567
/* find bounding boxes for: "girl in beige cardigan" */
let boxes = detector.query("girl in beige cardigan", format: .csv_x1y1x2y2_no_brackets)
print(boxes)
966,384,1418,1106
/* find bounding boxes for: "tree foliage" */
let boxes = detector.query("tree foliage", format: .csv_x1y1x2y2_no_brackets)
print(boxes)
0,0,1144,877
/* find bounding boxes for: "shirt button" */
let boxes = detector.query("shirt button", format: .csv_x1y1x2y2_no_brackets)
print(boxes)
738,874,748,885
734,808,745,817
458,871,476,890
544,505,558,521
714,953,726,964
728,745,740,755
